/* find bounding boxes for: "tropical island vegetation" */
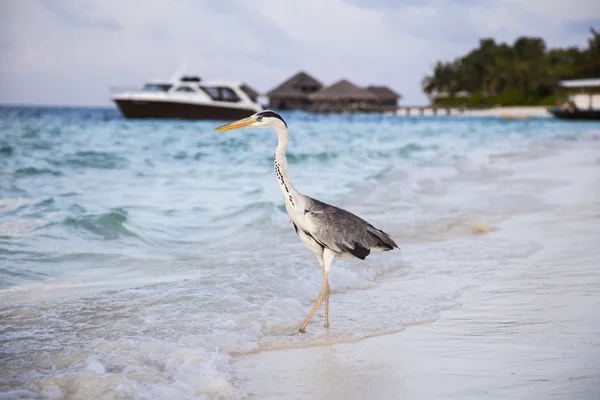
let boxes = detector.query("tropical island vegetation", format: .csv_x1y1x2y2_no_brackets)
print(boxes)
422,28,600,106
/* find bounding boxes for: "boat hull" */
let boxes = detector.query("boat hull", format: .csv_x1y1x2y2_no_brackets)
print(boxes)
113,99,258,120
548,107,600,120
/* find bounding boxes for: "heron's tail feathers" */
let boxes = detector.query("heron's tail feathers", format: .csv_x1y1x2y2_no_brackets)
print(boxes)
345,227,399,260
367,226,399,251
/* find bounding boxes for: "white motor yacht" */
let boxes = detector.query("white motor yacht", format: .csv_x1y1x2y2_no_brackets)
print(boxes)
112,72,262,120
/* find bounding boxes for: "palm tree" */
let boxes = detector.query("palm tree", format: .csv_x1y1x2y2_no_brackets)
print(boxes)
421,61,456,97
421,29,598,105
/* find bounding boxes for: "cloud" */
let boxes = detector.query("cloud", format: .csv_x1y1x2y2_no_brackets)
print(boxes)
563,18,600,35
0,41,13,51
37,0,122,31
343,0,417,9
0,0,599,106
343,0,485,10
201,0,263,14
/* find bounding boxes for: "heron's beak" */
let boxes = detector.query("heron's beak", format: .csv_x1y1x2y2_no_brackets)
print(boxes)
215,116,256,131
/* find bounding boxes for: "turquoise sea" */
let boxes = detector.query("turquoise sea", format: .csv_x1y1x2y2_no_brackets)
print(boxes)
1,106,598,398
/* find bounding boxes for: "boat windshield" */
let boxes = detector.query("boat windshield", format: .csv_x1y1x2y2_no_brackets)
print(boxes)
200,86,241,102
175,86,197,93
142,84,173,92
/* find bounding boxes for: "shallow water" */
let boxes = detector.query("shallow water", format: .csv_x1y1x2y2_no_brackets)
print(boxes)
232,144,600,400
0,106,598,398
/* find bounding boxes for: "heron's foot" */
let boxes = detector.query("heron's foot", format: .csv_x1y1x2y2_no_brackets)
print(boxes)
323,323,330,328
295,328,306,335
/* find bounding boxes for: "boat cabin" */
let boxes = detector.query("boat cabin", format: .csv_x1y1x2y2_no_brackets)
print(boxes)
559,79,600,109
140,80,249,103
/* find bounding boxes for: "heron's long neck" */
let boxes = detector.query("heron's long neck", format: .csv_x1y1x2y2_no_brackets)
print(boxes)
274,125,303,211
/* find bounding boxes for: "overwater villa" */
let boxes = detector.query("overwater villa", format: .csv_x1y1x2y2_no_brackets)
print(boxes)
266,71,323,111
266,72,401,113
310,79,379,113
366,86,402,112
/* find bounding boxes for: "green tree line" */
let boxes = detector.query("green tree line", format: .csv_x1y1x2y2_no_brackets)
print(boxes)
422,28,600,106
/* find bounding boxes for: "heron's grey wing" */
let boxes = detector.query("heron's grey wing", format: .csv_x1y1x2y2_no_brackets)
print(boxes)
303,197,399,260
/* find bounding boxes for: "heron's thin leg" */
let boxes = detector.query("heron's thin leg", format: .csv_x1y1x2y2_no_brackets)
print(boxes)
322,249,335,328
324,282,330,328
296,249,335,334
323,269,331,328
318,257,331,328
297,272,329,334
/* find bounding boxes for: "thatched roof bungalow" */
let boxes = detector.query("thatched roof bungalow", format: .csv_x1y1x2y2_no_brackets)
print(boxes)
309,79,379,113
367,85,401,111
266,71,323,110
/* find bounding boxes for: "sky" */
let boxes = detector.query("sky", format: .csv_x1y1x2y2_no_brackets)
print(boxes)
0,0,598,107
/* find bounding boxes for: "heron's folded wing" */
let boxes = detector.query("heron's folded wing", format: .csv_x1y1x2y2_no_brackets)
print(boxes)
304,197,397,259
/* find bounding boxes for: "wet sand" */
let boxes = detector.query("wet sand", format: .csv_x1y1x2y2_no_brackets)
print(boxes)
232,146,600,399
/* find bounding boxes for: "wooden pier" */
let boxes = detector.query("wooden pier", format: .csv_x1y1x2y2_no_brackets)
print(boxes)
396,106,466,116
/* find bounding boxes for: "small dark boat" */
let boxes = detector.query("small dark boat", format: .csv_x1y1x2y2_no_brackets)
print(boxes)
549,79,600,121
548,107,600,120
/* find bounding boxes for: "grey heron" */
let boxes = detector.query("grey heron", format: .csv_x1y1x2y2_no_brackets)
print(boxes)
216,110,399,333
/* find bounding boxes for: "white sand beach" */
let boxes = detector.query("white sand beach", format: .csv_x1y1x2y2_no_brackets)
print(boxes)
232,144,600,399
463,106,552,118
395,106,552,118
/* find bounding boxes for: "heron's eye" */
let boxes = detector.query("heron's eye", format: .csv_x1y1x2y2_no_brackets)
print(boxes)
257,116,263,121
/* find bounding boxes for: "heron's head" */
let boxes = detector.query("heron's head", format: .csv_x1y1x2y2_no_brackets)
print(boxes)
215,110,287,132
